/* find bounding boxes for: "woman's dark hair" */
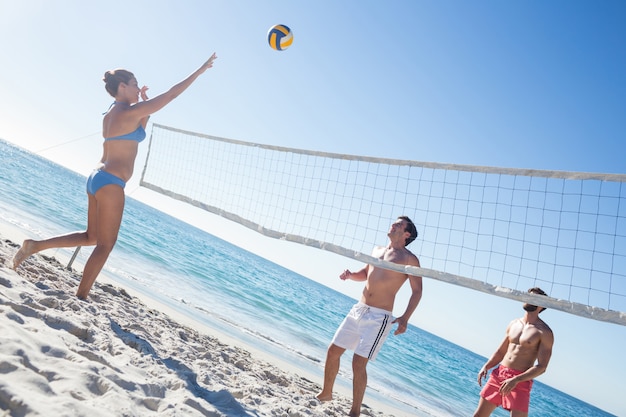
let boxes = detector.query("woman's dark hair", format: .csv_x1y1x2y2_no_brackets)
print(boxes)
103,69,135,97
398,215,418,246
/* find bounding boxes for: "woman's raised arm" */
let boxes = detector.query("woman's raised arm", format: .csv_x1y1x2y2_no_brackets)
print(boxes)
129,53,217,120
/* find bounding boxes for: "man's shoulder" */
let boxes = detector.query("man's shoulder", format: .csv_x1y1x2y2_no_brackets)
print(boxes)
403,248,420,266
508,317,524,329
537,319,554,335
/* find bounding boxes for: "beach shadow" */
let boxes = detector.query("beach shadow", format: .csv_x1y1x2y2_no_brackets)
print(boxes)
110,319,259,417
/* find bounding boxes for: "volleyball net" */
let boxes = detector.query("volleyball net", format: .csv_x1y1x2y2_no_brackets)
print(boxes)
140,124,626,325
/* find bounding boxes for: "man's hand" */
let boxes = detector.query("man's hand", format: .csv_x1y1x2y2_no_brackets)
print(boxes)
499,377,519,395
477,368,489,386
339,270,351,280
392,316,408,335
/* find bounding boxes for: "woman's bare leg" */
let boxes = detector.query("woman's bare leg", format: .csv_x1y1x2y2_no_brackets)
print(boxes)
76,185,125,299
12,193,98,270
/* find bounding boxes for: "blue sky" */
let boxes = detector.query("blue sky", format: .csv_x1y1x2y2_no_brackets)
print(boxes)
1,1,625,415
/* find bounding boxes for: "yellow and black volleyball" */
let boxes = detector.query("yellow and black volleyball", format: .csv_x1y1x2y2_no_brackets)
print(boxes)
267,24,293,51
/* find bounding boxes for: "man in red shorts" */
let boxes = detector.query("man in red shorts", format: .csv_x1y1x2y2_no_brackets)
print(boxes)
473,287,554,417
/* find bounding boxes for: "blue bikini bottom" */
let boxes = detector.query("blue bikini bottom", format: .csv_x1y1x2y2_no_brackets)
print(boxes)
86,170,126,196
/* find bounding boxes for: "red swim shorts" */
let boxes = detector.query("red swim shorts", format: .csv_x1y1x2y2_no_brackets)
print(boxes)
480,365,533,412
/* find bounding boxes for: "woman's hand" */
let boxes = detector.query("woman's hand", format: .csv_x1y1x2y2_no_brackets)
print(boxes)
140,86,149,101
201,53,218,71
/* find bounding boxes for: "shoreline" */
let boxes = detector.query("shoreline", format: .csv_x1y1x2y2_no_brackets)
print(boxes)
0,224,417,417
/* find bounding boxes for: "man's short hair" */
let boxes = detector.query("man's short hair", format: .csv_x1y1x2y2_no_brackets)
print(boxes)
528,287,547,296
528,287,548,312
398,216,418,246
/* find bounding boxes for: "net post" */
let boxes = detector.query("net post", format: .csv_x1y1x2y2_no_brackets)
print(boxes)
67,246,81,270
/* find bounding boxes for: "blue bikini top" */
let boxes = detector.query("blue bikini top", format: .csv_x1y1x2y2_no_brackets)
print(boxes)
104,125,146,143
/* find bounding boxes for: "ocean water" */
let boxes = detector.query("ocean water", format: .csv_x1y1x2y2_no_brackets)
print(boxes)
0,138,615,417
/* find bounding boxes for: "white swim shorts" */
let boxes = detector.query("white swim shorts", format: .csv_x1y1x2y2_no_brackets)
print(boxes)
331,302,394,361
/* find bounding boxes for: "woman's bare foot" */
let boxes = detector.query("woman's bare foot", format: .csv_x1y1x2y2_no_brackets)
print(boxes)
316,392,332,402
12,239,35,270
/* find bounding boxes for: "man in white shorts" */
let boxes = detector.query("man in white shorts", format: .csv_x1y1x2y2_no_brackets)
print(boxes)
316,216,423,417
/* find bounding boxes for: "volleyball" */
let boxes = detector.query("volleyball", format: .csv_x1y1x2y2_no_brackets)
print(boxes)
267,24,293,51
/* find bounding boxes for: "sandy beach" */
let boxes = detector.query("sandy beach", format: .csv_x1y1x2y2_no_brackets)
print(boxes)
0,228,408,417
